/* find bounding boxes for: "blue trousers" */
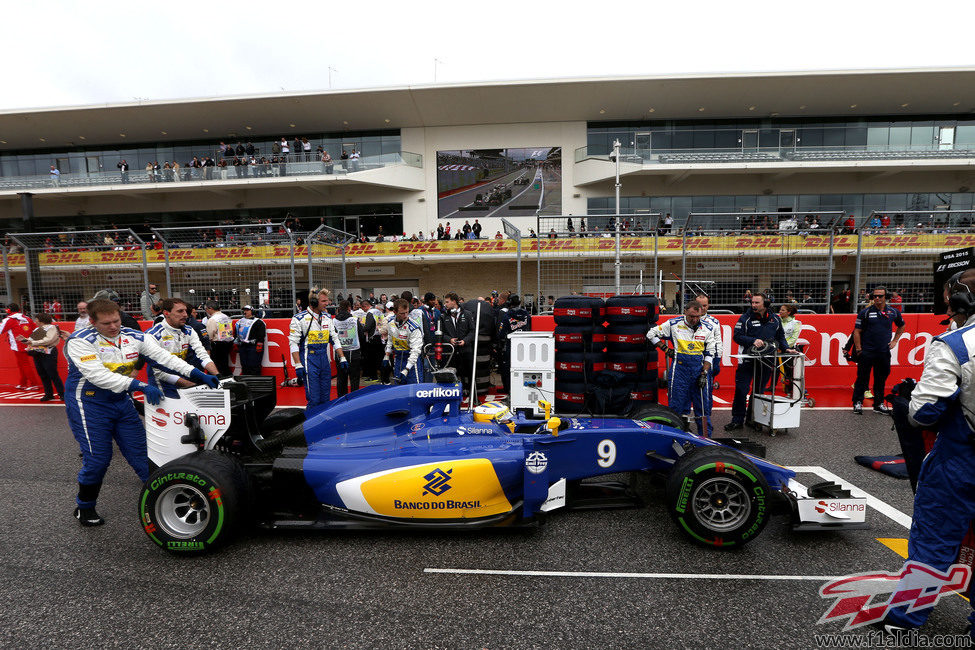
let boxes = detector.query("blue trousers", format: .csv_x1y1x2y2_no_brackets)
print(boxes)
886,412,975,634
302,346,332,412
65,391,148,507
668,356,713,437
393,352,424,384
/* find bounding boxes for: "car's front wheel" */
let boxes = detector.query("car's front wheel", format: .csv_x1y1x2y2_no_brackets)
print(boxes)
665,445,771,548
139,451,251,554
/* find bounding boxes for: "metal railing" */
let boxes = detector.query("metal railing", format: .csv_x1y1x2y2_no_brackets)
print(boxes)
575,143,975,165
0,151,422,192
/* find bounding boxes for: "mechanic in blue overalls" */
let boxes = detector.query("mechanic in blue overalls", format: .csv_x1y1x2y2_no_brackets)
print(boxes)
851,286,905,415
885,270,975,635
724,293,794,432
384,298,425,384
289,294,333,412
647,301,719,436
64,299,219,526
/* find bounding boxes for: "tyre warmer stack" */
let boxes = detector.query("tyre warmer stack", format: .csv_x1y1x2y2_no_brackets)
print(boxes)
552,295,660,416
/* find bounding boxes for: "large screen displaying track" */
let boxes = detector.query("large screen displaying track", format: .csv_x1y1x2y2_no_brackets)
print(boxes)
436,147,561,220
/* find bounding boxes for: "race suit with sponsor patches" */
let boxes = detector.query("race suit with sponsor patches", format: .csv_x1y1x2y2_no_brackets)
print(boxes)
64,326,198,507
887,316,975,633
145,320,212,388
289,309,332,412
385,316,424,384
648,316,719,436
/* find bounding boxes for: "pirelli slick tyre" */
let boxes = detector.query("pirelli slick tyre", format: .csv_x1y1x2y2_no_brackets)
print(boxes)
139,451,251,554
628,403,684,430
604,295,659,326
665,446,771,548
605,349,655,380
605,323,650,354
553,296,604,326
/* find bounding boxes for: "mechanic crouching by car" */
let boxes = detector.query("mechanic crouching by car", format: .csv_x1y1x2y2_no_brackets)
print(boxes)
384,298,425,384
289,293,333,413
648,301,719,436
725,293,795,432
145,298,219,388
883,270,975,636
64,299,220,526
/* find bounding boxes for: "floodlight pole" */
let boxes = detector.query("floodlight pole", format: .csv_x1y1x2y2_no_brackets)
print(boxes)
613,139,622,294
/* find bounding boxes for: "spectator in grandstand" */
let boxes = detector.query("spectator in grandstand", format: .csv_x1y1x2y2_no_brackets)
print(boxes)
661,213,673,234
140,283,162,321
496,231,504,239
322,150,333,174
445,223,452,239
843,215,856,234
117,160,129,183
547,229,557,239
463,221,472,238
437,224,445,240
473,219,482,239
890,291,903,309
528,228,537,238
340,149,348,171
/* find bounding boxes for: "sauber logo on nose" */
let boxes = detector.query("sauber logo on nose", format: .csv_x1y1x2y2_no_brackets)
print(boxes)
421,468,453,496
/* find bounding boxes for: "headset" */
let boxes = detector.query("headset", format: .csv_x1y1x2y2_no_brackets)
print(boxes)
946,271,975,317
759,293,771,310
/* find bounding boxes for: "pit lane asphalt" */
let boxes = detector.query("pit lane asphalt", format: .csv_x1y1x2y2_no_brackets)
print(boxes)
1,405,970,649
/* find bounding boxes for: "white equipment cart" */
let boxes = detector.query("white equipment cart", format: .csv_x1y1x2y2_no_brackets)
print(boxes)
732,349,807,436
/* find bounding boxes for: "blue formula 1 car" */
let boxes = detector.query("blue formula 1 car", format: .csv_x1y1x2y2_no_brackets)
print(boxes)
139,375,867,554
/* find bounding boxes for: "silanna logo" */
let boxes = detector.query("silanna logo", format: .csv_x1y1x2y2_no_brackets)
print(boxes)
421,468,453,496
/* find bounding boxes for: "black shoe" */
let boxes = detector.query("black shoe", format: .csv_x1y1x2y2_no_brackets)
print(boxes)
873,404,891,415
853,402,863,415
39,395,54,402
724,421,743,432
74,507,105,527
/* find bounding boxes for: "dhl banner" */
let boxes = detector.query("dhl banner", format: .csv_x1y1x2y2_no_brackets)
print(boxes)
0,315,950,407
6,233,974,267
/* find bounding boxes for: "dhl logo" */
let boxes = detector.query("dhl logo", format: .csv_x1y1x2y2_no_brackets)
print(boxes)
98,251,140,262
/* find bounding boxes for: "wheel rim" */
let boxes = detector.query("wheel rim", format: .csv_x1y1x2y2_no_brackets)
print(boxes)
690,476,751,532
155,484,211,538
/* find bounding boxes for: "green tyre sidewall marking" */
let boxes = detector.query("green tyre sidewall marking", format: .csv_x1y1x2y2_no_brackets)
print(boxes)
139,488,163,547
691,461,759,484
206,485,225,544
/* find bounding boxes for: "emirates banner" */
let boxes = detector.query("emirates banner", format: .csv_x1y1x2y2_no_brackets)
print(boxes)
10,233,975,267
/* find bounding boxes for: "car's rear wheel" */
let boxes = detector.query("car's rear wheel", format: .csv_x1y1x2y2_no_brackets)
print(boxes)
665,445,771,548
139,451,251,554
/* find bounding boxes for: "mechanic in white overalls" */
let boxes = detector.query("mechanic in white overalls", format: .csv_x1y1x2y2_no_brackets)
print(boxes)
145,298,218,388
384,298,425,384
330,299,360,396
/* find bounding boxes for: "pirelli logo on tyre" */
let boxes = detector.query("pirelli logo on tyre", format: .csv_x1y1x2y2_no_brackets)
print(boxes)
607,306,649,316
556,390,585,403
554,307,592,318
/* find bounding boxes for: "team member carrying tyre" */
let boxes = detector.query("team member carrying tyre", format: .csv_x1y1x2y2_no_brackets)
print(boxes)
725,293,796,432
145,298,219,388
289,293,333,413
65,299,221,526
647,301,719,436
384,298,425,384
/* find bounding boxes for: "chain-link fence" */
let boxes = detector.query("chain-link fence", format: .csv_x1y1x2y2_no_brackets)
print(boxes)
673,212,845,313
152,222,297,318
851,210,975,314
0,244,11,306
306,225,351,304
9,229,149,319
535,214,659,311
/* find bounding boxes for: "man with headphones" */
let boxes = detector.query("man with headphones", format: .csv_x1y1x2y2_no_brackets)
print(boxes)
883,269,975,636
725,292,795,432
851,286,905,415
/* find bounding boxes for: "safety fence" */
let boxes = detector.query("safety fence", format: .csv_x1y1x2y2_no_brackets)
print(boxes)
535,210,975,314
0,245,11,304
306,225,352,303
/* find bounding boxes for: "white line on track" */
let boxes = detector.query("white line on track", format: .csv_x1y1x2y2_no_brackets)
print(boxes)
424,568,842,580
788,465,912,529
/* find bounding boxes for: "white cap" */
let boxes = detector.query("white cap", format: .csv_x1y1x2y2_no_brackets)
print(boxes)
386,301,394,309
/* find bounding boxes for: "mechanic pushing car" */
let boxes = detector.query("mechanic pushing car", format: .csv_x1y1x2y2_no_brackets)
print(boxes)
384,298,425,384
289,293,333,413
648,301,719,436
883,270,975,636
725,293,796,432
145,298,219,388
64,299,220,526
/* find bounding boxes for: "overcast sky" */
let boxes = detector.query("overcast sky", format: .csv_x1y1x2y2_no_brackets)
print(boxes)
4,0,975,111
